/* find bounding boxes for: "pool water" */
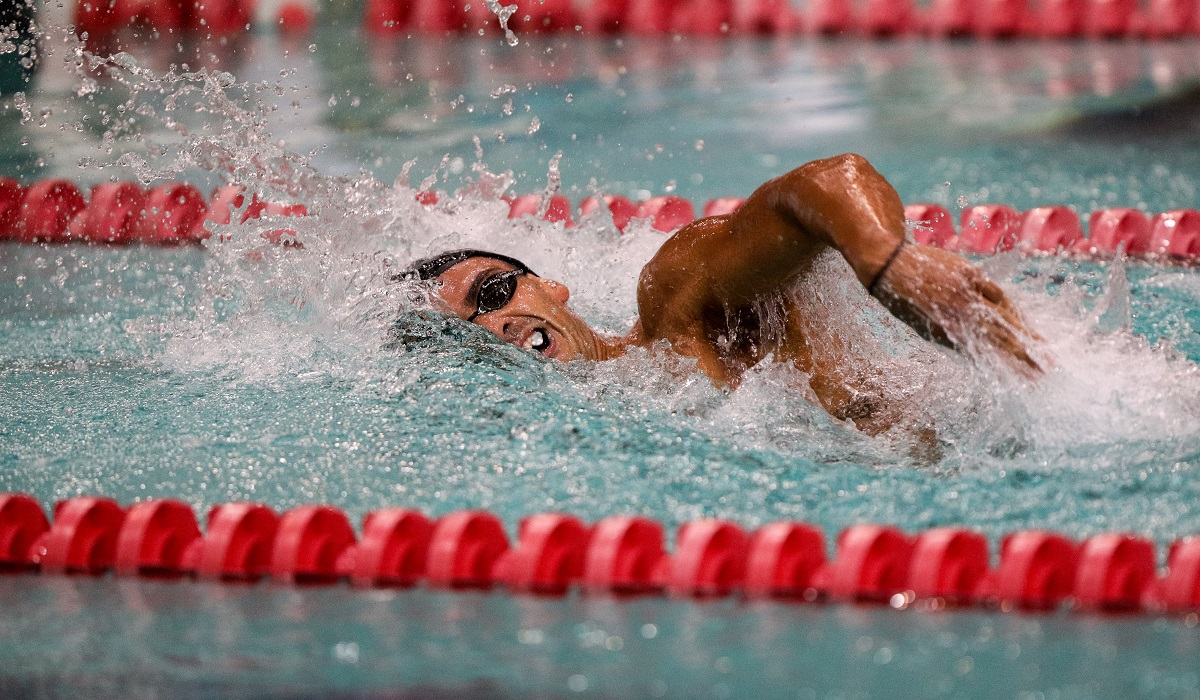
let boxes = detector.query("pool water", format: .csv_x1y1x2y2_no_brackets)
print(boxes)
2,15,1200,700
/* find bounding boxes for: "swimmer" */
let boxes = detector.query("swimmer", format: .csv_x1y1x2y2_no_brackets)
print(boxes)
403,154,1043,435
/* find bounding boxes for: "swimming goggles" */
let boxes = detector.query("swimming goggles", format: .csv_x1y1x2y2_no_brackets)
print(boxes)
398,248,540,321
466,265,535,321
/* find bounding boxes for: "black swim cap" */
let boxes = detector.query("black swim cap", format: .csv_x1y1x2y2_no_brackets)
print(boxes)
395,249,539,282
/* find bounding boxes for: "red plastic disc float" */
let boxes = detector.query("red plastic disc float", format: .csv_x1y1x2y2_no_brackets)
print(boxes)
278,1,317,33
677,0,735,35
270,505,357,584
580,0,627,31
1040,0,1086,36
493,513,589,594
975,0,1030,37
14,180,87,244
906,527,990,605
1156,536,1200,612
667,519,749,597
1019,206,1083,253
814,525,911,602
807,0,853,33
114,499,201,578
135,183,209,244
1081,208,1153,256
1085,0,1136,37
635,196,695,233
625,0,674,34
408,0,466,31
0,177,24,240
1145,0,1197,36
986,530,1077,610
732,0,798,33
581,515,667,594
579,195,637,232
363,0,409,32
928,0,974,36
0,494,50,571
68,182,147,244
1151,209,1200,258
340,508,433,587
744,521,826,598
29,497,126,575
1073,533,1156,612
192,0,252,33
508,0,577,32
507,194,575,226
861,0,913,35
425,510,509,589
74,0,136,35
960,204,1022,254
204,185,247,227
183,503,280,582
905,203,958,249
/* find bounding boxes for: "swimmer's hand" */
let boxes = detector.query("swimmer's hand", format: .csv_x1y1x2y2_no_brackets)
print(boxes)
871,243,1045,379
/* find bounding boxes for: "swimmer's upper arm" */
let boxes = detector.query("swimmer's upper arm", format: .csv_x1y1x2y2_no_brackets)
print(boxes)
637,154,907,333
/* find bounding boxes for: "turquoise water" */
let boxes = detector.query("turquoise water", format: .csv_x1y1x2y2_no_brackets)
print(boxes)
2,18,1200,700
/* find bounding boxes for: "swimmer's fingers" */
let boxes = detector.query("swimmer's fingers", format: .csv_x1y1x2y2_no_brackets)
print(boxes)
875,243,1044,378
974,304,1044,379
970,274,1047,376
973,275,1044,343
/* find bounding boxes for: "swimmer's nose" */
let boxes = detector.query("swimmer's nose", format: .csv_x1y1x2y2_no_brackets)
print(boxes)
539,278,570,304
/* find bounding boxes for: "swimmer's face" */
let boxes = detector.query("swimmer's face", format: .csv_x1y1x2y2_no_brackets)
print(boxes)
433,257,606,361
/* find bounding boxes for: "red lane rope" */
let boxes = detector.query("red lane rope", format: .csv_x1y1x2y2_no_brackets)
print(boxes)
1,176,1197,263
2,493,1198,613
65,0,1200,38
0,178,305,247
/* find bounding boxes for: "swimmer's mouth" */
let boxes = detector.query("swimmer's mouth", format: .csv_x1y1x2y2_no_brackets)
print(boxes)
519,327,555,357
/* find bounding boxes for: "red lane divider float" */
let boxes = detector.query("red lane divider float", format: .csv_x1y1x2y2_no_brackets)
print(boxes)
75,0,312,38
2,493,1200,616
1,176,1198,264
0,179,309,247
65,0,1200,38
355,0,1200,36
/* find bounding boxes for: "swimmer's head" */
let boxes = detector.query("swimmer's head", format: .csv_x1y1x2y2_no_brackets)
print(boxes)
400,249,617,361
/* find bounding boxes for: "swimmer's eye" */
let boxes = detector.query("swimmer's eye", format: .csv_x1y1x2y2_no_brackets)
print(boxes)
523,329,551,354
